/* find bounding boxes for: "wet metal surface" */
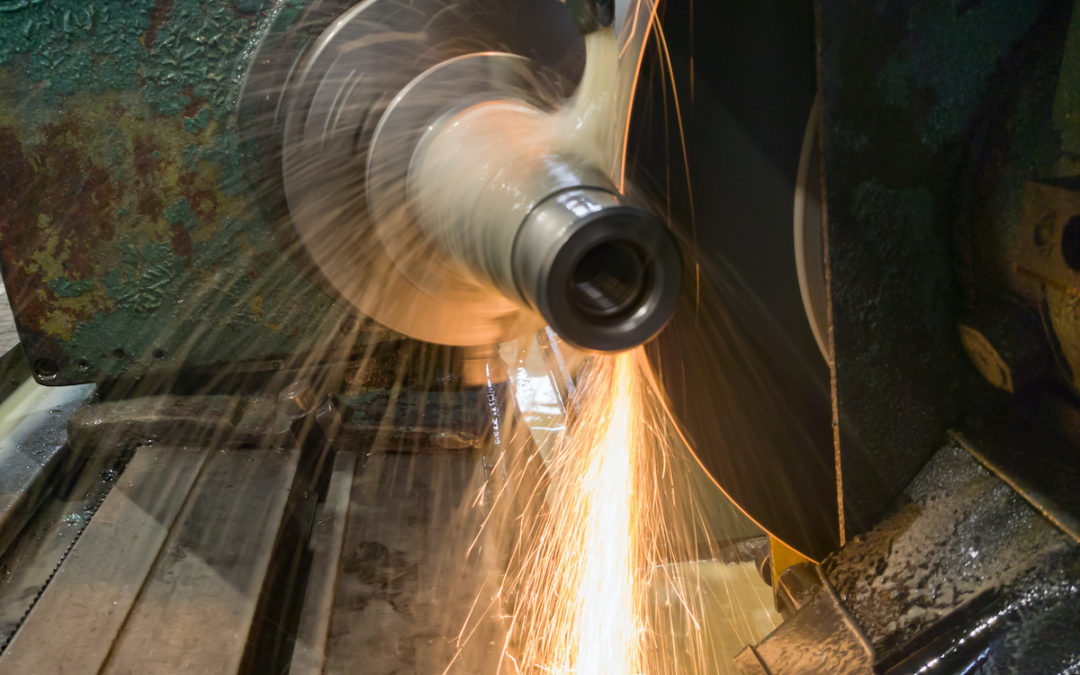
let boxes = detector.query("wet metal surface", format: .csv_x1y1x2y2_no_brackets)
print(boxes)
324,450,509,674
101,447,302,674
0,381,94,557
291,450,357,675
0,343,537,672
0,381,115,646
825,443,1080,671
0,445,209,673
735,571,874,675
953,415,1080,545
67,393,297,452
743,442,1080,673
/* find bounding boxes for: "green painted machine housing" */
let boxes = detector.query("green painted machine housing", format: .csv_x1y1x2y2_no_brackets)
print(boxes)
0,0,361,384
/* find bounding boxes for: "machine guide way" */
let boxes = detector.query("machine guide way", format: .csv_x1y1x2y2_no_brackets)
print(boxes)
0,0,1078,672
0,345,539,673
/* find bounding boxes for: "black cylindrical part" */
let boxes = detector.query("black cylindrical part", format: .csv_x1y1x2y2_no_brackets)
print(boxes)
512,187,682,351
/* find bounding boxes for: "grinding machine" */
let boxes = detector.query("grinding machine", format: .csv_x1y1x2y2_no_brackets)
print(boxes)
0,0,1078,672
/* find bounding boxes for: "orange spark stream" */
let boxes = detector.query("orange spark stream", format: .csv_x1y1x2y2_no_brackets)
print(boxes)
567,350,640,674
505,348,669,674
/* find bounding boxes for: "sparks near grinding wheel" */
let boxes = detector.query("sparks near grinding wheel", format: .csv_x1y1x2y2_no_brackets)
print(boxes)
0,0,833,561
240,0,681,352
238,0,843,564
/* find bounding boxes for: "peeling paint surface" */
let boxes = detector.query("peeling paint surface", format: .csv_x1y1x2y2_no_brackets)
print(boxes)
0,0,357,383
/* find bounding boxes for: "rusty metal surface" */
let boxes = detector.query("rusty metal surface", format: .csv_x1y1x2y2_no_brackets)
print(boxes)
815,0,1071,539
0,0,359,385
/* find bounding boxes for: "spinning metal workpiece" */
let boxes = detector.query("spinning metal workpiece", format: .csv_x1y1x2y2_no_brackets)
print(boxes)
243,0,681,352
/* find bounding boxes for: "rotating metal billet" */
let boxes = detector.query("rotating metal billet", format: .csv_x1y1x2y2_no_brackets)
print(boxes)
240,0,681,352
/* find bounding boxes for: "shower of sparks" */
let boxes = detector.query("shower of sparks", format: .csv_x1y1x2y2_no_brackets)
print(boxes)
571,351,640,675
444,3,763,671
492,346,719,675
502,349,644,674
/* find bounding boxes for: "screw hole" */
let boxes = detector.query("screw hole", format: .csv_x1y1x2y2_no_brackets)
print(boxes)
152,348,166,359
1062,215,1080,271
339,316,358,335
112,348,126,360
34,358,59,380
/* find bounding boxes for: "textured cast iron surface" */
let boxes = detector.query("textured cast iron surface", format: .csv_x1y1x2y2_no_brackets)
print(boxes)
0,0,358,384
816,0,1068,538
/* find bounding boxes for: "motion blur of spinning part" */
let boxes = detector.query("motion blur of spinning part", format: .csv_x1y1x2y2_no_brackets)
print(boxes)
0,0,1078,673
242,0,682,352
